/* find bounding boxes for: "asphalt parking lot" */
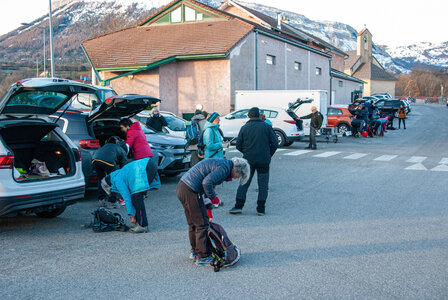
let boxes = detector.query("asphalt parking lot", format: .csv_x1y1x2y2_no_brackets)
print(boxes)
1,104,447,299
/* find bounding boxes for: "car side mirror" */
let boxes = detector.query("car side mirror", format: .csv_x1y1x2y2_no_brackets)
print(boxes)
225,115,235,120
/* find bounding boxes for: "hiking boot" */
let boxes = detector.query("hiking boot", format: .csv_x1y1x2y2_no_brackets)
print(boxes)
129,224,148,233
195,256,213,266
229,207,242,214
189,251,198,261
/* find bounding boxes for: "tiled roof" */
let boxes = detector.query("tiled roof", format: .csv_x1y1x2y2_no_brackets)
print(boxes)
331,69,365,83
352,62,397,81
234,1,347,56
82,20,253,69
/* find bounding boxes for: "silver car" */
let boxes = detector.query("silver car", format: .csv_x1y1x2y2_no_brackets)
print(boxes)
0,78,98,218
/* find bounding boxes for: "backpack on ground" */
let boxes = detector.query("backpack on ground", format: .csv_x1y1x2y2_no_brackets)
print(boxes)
186,120,201,146
208,222,241,272
92,207,129,232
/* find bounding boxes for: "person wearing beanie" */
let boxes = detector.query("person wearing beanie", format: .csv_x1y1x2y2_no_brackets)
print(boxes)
101,154,161,233
203,112,224,158
229,107,278,216
301,106,323,150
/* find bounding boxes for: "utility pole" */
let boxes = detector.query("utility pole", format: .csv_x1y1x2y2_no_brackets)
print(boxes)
49,0,55,77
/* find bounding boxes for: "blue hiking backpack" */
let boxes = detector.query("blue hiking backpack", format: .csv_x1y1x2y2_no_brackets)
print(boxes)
186,120,201,146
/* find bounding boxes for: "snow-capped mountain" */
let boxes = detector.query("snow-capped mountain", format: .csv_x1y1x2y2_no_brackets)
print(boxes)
0,0,445,74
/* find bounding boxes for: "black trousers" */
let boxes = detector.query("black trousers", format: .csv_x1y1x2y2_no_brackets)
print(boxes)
398,118,406,129
176,181,211,258
93,160,118,202
235,163,270,213
131,154,159,227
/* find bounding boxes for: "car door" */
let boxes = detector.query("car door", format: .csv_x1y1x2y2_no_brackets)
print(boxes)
220,109,249,138
327,108,342,127
86,94,160,123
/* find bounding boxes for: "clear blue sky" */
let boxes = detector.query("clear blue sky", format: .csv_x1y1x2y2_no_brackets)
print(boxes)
0,0,446,47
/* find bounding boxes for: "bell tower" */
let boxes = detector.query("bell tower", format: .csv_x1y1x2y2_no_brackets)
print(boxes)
356,27,373,63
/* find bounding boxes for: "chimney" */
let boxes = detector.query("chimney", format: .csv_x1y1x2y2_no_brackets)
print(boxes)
277,13,282,30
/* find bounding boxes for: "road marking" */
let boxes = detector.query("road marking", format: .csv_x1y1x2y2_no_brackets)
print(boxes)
343,153,368,160
405,163,427,170
406,156,427,163
431,164,448,172
284,150,312,156
313,151,341,158
276,149,287,152
374,155,397,161
439,158,448,165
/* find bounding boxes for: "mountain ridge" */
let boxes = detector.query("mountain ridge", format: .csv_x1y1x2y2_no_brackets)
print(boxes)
0,0,445,73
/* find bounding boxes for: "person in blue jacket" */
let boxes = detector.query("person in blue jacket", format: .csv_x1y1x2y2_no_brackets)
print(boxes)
176,157,250,266
203,112,224,158
101,154,160,233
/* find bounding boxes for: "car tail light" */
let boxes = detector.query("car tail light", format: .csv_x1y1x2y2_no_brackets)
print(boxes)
105,96,114,104
0,155,14,169
79,139,100,150
90,176,98,182
283,120,296,124
72,149,82,162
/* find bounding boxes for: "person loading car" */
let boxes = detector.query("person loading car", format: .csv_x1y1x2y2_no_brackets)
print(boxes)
92,136,129,208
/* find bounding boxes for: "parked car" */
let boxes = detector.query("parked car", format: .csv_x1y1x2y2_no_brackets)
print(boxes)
0,78,98,218
220,105,304,147
374,99,403,117
68,85,117,111
134,111,186,138
327,106,353,133
348,99,368,115
371,93,392,100
52,95,191,186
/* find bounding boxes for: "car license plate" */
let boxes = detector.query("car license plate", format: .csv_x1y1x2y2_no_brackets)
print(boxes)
182,155,191,163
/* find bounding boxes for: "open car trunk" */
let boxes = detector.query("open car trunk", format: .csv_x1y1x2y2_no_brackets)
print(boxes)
91,119,126,146
0,122,75,182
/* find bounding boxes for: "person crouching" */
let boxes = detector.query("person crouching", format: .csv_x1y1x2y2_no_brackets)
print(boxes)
176,157,250,266
101,154,160,233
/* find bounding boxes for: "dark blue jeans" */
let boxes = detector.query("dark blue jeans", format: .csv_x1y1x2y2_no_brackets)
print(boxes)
235,163,270,213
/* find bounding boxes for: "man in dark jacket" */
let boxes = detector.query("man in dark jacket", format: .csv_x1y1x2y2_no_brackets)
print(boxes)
92,136,128,207
229,107,278,216
177,157,249,265
301,106,323,150
146,108,168,132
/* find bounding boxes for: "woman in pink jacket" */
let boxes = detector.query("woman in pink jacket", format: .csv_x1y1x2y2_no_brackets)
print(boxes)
119,118,153,160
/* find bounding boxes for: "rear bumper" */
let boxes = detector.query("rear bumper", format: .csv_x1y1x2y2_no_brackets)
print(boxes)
0,186,85,216
286,135,303,141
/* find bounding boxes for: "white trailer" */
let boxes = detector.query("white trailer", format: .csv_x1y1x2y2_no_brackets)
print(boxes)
235,90,328,135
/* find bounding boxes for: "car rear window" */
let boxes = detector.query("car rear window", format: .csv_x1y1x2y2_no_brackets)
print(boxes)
4,91,69,114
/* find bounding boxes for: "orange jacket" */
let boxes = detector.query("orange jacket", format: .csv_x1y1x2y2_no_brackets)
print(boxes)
398,108,407,119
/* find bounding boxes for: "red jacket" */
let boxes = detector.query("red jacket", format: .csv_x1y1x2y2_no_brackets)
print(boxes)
126,123,153,160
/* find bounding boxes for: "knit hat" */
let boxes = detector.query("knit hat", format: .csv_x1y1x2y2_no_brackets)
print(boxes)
208,112,220,123
248,107,260,118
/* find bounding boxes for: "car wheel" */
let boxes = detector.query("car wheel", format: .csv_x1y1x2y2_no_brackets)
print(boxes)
35,206,67,218
337,123,350,134
274,130,286,147
284,141,294,147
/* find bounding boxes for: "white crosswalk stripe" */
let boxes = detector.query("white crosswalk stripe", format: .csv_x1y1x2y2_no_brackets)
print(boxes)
374,155,397,161
406,156,427,163
343,153,368,160
439,158,448,165
284,150,312,156
405,163,427,171
275,148,288,152
431,164,448,172
313,151,341,158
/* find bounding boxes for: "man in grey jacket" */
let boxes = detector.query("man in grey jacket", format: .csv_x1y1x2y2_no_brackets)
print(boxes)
188,110,207,166
176,157,249,266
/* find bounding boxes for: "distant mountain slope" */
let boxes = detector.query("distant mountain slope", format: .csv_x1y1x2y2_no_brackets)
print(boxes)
0,0,445,73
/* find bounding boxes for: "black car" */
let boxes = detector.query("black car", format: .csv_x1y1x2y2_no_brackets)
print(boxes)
374,99,403,117
51,94,191,187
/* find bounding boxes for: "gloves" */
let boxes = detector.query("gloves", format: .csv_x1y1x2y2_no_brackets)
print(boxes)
210,196,220,205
